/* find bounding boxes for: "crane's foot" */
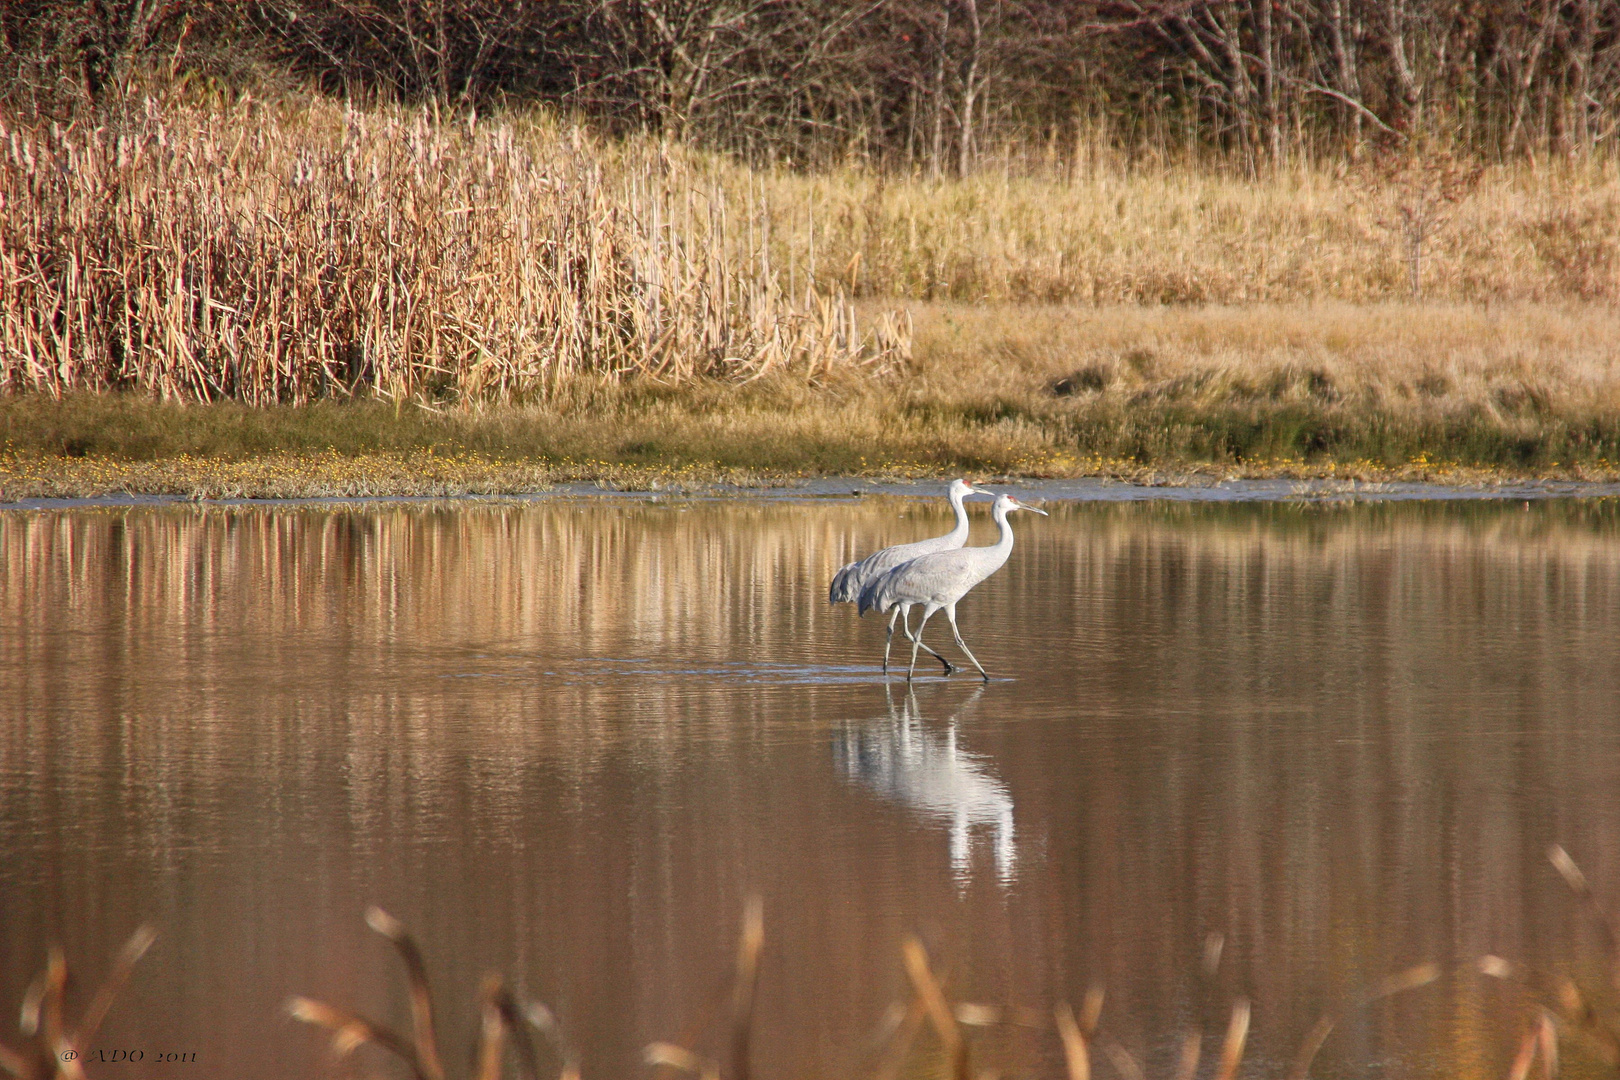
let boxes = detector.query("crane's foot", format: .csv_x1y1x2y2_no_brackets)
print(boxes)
938,658,954,675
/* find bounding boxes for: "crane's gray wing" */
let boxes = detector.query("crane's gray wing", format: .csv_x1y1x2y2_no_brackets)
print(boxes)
860,550,978,613
834,533,959,604
829,559,864,603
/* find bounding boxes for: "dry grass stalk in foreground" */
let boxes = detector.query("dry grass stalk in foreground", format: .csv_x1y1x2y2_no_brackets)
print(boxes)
0,96,909,405
644,897,764,1080
0,926,156,1080
293,893,1620,1080
650,908,1438,1080
287,906,578,1080
1479,846,1620,1076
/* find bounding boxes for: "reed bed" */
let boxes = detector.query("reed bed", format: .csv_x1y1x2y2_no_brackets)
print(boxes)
5,87,1620,478
6,89,1620,412
0,95,910,405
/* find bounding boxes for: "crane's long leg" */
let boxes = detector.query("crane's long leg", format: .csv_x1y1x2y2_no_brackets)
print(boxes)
883,605,951,676
907,606,941,682
944,603,990,683
898,603,954,675
882,607,901,674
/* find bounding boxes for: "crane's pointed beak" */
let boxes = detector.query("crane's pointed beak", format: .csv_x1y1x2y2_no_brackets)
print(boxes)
1014,498,1049,516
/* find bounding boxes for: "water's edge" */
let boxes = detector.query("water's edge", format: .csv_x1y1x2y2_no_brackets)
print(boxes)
7,475,1620,511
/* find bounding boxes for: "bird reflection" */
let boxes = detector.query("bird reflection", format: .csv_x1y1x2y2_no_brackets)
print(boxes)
833,686,1015,886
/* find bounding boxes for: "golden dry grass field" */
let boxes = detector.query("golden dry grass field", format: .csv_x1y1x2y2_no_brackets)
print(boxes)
4,91,1620,496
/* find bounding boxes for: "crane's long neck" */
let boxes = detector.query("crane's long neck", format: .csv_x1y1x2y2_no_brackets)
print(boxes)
989,504,1017,555
943,488,972,545
961,505,1017,583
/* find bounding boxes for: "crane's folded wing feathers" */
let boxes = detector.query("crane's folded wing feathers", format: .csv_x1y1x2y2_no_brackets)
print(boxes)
828,560,863,603
831,532,966,605
858,549,985,615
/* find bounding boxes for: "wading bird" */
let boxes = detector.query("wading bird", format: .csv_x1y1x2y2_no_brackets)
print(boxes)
828,478,988,674
859,493,1047,682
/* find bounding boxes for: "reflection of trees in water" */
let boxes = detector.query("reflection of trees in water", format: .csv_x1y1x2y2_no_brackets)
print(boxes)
833,687,1014,886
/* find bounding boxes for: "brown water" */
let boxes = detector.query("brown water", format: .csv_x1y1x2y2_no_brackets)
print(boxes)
4,496,1620,1080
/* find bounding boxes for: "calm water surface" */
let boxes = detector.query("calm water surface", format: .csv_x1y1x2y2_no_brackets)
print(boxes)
4,496,1620,1079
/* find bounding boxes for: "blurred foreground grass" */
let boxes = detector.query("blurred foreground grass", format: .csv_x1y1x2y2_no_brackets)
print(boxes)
5,849,1619,1078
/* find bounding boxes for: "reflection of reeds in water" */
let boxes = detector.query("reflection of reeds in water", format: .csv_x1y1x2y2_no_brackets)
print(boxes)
9,500,1616,710
9,501,1620,1077
0,927,155,1080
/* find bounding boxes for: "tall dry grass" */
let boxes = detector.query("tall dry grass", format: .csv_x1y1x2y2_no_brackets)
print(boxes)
0,94,909,405
5,86,1620,422
755,152,1620,305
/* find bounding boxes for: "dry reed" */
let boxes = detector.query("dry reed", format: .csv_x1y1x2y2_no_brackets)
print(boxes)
0,926,156,1080
6,86,1620,483
0,867,1599,1080
0,94,909,405
287,905,577,1080
7,87,1620,414
645,905,1440,1080
1478,846,1620,1076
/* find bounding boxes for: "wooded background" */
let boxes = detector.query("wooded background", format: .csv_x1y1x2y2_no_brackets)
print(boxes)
5,0,1618,169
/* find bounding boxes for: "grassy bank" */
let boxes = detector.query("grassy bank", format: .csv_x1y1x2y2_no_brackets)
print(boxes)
6,302,1620,499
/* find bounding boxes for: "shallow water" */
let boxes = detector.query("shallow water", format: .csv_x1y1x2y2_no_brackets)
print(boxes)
4,496,1620,1079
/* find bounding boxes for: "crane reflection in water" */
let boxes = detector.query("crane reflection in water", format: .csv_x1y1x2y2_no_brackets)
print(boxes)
832,687,1016,886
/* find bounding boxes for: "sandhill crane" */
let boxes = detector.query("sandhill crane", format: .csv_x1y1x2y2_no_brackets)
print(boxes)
859,493,1047,682
829,479,988,674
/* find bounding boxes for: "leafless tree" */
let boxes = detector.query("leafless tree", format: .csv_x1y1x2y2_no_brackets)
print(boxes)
9,0,1620,165
1,0,203,115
